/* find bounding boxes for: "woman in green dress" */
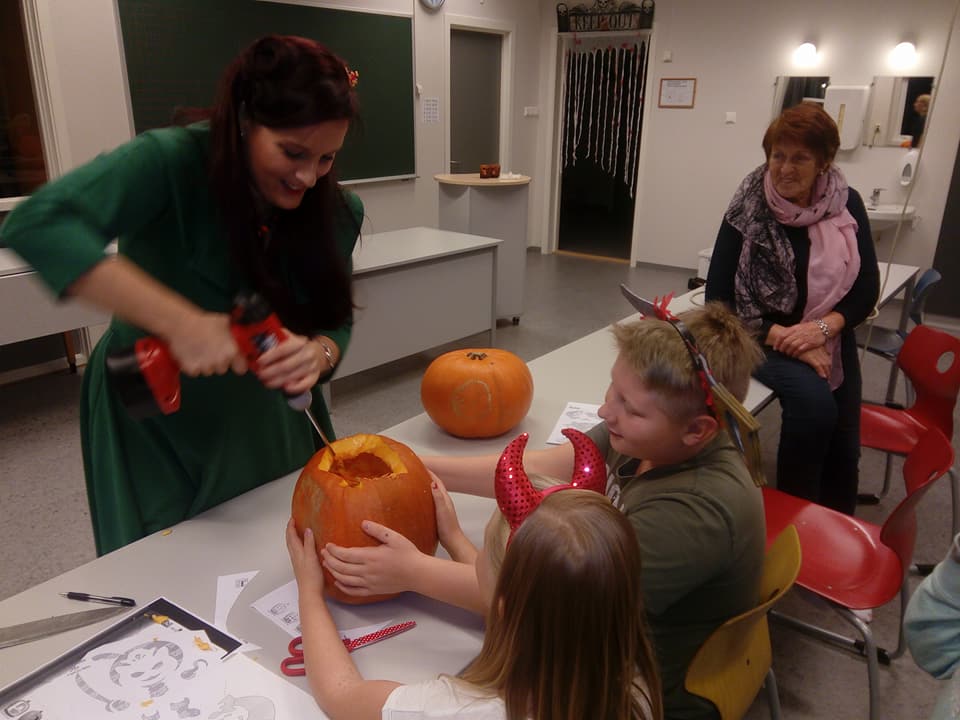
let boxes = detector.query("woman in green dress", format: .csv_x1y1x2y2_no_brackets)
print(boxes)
1,35,363,555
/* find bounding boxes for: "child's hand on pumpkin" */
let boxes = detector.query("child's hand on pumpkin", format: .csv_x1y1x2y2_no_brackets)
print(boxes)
431,474,477,564
285,519,325,596
321,521,429,598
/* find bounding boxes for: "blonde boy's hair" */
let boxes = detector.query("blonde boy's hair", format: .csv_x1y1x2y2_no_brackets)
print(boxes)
461,490,663,720
612,301,763,421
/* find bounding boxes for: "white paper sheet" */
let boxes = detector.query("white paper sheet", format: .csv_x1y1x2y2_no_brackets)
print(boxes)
215,570,259,628
217,652,330,718
250,580,302,638
14,622,226,719
546,401,602,444
249,582,397,643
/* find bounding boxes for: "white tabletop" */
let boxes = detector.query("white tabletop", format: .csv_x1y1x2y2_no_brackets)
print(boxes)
352,227,500,275
434,173,531,187
0,261,920,693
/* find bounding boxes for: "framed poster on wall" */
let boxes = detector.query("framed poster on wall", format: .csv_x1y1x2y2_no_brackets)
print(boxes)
658,78,697,108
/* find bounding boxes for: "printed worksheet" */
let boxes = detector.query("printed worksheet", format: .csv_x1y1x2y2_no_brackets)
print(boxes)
546,402,601,444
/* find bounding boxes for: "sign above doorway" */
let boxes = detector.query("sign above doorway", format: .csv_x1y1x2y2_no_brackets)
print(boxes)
556,1,655,34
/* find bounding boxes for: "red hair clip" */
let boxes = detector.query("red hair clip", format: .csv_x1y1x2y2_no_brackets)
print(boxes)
494,428,607,535
345,66,359,88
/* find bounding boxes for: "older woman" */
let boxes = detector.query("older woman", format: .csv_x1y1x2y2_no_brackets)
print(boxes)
705,102,879,515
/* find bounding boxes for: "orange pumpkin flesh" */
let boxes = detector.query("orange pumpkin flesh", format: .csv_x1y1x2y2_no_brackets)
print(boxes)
291,434,438,604
421,349,534,438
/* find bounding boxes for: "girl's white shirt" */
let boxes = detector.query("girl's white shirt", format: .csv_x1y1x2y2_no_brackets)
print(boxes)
382,676,504,719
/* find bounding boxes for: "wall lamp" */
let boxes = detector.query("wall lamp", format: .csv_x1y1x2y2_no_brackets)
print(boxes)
793,42,819,68
889,41,917,70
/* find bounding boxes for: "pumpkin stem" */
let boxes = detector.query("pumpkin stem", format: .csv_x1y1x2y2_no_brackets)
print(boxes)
466,352,488,361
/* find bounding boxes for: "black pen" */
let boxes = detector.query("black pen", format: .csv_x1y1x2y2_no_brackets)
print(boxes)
60,592,136,607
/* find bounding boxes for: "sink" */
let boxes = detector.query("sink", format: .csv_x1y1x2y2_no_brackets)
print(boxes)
865,203,915,233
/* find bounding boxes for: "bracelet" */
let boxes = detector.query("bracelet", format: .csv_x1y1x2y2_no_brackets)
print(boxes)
317,339,335,370
814,319,830,338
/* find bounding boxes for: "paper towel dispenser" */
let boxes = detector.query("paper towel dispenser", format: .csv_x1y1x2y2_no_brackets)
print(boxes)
824,85,870,150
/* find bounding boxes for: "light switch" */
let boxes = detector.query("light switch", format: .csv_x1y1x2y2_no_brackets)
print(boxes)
523,106,539,117
725,111,737,124
663,50,673,62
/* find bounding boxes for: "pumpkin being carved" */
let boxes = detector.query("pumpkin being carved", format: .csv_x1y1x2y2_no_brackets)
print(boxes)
291,433,438,604
421,348,534,438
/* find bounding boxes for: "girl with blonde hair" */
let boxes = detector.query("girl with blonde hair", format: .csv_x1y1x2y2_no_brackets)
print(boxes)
286,430,662,720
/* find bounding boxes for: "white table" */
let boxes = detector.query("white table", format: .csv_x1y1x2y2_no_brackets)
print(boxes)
337,227,501,378
0,248,109,346
0,229,500,380
0,262,919,694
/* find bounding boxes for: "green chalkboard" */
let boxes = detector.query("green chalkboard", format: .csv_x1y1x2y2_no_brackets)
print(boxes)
117,0,415,182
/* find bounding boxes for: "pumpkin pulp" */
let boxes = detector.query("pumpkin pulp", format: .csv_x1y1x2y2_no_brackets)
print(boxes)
317,435,409,487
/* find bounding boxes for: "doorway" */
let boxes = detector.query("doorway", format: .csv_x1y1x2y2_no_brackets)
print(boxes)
449,29,502,174
557,39,649,260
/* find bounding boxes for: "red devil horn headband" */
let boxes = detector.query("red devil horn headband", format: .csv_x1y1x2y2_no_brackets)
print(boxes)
494,428,607,533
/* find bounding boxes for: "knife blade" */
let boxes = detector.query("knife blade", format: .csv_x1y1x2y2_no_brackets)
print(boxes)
0,605,130,650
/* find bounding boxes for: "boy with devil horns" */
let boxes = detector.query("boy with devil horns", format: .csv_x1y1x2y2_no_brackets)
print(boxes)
321,300,766,720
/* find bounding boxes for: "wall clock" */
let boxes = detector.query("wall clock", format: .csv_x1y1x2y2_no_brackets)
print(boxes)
419,0,445,9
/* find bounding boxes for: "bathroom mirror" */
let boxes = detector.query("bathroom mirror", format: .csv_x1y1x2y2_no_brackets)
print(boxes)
772,76,830,117
863,75,935,147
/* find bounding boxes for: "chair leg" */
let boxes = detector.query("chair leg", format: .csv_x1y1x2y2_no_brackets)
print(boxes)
837,609,880,720
914,467,960,575
883,362,899,405
887,581,909,661
858,452,895,505
771,606,882,720
951,467,959,539
765,667,782,720
61,331,78,374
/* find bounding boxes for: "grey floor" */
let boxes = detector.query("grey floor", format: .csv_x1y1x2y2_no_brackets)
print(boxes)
1,249,955,718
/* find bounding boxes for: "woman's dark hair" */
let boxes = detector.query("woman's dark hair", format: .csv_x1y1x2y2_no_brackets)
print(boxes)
762,102,840,167
201,35,360,334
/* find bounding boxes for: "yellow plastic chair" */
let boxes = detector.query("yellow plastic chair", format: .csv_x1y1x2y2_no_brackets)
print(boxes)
685,525,801,720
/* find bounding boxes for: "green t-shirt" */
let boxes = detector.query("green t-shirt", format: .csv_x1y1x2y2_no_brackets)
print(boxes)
589,424,766,720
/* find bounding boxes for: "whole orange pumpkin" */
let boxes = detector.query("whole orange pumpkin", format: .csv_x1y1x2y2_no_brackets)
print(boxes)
291,433,438,604
420,348,534,438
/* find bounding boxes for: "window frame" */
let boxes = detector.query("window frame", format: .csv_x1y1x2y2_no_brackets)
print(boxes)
1,0,67,213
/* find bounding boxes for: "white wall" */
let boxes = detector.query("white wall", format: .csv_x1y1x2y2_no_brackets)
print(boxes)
33,0,960,273
534,0,960,271
33,0,544,242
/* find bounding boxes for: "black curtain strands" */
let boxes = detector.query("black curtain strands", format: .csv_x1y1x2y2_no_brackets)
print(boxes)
561,41,648,197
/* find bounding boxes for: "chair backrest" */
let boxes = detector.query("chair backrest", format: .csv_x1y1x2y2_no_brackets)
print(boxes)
896,324,960,437
685,526,802,720
908,268,942,326
880,428,955,572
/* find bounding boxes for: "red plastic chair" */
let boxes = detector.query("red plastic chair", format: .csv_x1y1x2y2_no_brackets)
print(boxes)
763,427,954,720
858,324,960,538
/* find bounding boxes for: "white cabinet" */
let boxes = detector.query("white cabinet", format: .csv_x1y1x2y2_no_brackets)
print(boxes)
436,173,530,323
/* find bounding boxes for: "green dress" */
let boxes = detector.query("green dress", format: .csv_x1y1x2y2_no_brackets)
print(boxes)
1,124,362,555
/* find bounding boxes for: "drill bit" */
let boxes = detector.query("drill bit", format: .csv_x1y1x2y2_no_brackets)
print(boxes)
304,407,335,454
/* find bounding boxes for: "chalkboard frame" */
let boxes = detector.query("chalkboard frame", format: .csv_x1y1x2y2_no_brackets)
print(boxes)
116,0,416,183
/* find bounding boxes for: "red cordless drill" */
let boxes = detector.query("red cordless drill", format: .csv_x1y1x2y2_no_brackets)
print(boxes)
105,293,328,441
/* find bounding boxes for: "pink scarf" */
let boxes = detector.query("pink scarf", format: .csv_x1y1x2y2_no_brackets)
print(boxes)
764,169,860,389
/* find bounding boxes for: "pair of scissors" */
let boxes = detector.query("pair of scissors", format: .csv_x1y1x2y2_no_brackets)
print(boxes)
281,636,306,676
279,621,418,676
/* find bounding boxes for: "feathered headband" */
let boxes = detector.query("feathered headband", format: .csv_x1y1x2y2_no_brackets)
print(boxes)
494,428,607,536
